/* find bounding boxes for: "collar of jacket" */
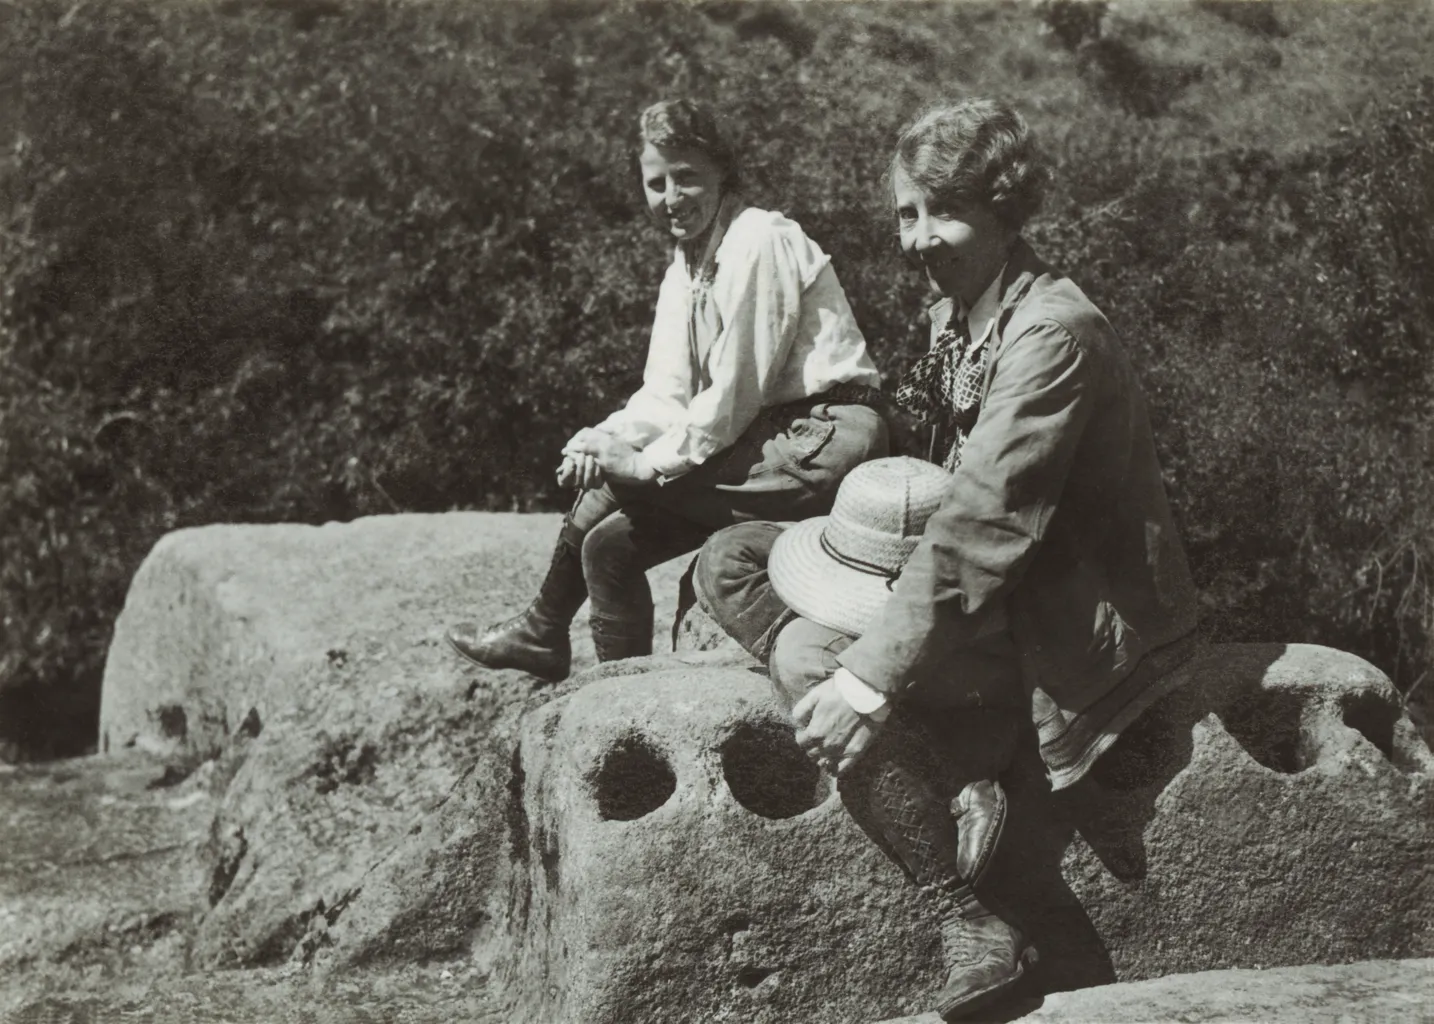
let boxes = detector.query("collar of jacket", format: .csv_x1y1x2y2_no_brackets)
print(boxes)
923,237,1051,341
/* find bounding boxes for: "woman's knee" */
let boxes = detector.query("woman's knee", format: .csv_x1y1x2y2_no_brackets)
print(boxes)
694,522,784,608
567,484,621,538
581,513,636,591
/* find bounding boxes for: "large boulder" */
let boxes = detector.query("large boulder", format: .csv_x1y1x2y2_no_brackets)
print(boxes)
10,957,1433,1024
484,663,942,1024
3,963,506,1023
99,513,690,759
312,643,1434,1023
92,513,692,968
25,514,1430,1020
313,643,1434,1023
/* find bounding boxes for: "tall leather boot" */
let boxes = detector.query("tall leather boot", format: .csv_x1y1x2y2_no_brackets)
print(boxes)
590,608,654,664
838,720,1036,1021
929,780,1037,1020
446,519,588,683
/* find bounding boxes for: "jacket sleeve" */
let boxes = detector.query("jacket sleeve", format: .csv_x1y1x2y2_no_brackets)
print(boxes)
837,319,1096,697
639,222,805,479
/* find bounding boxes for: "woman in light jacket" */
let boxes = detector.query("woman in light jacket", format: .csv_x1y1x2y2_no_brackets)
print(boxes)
446,99,888,680
695,99,1201,1020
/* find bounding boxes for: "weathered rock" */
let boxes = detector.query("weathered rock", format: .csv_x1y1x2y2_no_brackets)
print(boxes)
92,513,691,968
38,514,1433,1019
483,663,944,1024
319,642,1434,1022
100,513,689,759
0,752,213,983
313,650,752,975
672,595,1434,994
874,957,1434,1023
998,642,1434,993
3,963,505,1023
9,957,1432,1024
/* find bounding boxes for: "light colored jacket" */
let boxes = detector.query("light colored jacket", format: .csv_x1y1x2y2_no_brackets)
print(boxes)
838,239,1200,790
597,204,880,480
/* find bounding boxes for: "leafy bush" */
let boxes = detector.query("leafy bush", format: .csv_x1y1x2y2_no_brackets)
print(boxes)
1,0,1430,758
1034,79,1434,730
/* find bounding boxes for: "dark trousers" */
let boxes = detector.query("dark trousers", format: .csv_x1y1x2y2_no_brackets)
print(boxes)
573,399,889,634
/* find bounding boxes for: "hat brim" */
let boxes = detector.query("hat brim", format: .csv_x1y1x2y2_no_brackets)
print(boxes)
768,517,897,639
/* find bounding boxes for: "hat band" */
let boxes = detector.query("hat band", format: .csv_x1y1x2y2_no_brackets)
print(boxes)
819,532,901,591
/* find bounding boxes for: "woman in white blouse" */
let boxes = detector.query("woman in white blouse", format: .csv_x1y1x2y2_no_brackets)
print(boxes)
447,99,888,680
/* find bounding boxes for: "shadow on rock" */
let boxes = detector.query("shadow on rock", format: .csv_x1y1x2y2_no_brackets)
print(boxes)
993,641,1434,1000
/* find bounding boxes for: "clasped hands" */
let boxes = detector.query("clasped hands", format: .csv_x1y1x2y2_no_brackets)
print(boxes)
792,678,886,777
556,427,656,489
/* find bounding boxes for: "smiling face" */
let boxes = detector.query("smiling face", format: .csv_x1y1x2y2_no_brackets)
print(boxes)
640,142,725,244
892,166,1016,307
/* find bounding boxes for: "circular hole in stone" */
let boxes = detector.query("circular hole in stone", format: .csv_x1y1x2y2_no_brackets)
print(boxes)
1217,689,1308,774
721,719,826,819
1341,692,1419,773
588,732,677,821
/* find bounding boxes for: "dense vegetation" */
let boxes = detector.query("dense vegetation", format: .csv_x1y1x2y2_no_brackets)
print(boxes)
2,0,1431,760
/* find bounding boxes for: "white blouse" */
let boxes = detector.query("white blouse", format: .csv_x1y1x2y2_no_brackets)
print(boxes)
596,206,881,480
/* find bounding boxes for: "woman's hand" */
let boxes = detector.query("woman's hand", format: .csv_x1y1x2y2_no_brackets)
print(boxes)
557,453,605,491
565,428,657,485
792,679,884,777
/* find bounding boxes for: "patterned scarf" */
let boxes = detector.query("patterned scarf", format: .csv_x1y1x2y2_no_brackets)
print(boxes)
895,307,991,470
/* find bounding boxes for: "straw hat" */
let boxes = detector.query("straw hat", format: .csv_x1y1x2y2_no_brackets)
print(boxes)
769,456,953,637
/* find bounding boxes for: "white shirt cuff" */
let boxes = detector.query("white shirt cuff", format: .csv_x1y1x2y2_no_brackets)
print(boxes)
639,436,693,481
834,668,891,722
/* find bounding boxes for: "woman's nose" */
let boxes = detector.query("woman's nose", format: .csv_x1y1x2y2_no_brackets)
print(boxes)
664,180,681,206
911,223,938,252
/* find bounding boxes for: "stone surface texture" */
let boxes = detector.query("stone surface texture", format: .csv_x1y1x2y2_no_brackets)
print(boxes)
330,640,1434,1023
89,513,689,969
9,514,1434,1023
874,957,1434,1023
313,650,753,976
0,752,213,981
484,663,944,1024
997,642,1434,993
7,957,1431,1024
100,513,688,759
4,963,505,1023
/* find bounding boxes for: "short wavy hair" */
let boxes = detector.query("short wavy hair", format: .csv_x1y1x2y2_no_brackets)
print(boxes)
888,99,1048,230
639,99,742,191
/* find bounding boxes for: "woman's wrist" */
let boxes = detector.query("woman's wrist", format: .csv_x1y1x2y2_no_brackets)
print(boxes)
833,667,891,723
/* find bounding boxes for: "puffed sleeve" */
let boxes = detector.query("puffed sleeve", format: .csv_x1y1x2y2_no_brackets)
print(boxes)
837,320,1096,696
594,258,696,449
639,218,807,479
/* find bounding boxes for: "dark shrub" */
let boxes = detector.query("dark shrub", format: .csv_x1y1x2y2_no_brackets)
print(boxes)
1,0,1430,758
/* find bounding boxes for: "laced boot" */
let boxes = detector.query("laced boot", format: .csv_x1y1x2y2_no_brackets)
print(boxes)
446,520,588,683
838,725,1034,1022
590,607,655,664
929,780,1037,1021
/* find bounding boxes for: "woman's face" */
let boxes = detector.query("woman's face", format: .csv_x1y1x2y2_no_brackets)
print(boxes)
640,142,725,244
893,166,1016,306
